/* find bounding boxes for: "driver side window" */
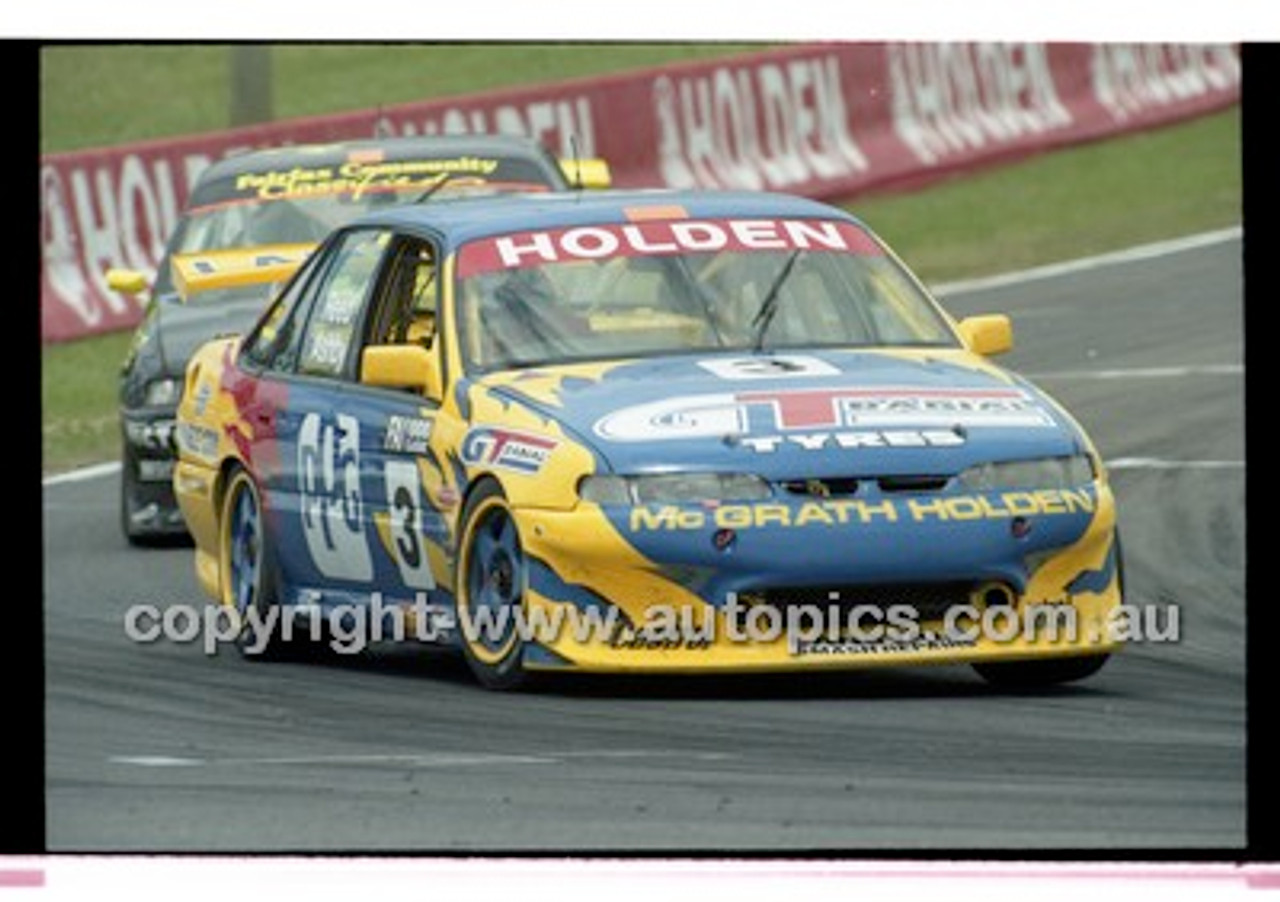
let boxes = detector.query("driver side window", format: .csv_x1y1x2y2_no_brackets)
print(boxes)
239,228,392,377
296,229,390,378
364,237,440,350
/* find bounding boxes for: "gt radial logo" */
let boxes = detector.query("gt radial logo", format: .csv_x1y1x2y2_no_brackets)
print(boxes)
594,386,1054,442
461,427,558,473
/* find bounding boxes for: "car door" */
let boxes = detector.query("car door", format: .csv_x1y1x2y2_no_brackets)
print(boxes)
246,227,449,613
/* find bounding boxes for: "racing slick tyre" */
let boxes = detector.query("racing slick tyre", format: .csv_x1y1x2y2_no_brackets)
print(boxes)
455,480,534,691
975,534,1123,688
219,467,291,662
972,653,1110,688
120,442,149,547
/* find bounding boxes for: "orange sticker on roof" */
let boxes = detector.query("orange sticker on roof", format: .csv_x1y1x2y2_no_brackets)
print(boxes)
624,205,689,222
346,148,386,165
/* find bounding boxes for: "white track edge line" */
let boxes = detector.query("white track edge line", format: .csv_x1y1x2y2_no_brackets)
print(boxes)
42,460,122,487
931,225,1242,297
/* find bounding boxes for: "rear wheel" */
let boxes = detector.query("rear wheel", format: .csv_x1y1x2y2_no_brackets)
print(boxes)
972,653,1110,687
219,468,287,660
454,482,531,690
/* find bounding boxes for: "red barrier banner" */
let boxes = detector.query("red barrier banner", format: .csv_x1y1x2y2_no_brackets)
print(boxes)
40,42,1240,343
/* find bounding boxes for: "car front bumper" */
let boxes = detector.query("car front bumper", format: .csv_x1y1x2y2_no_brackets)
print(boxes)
121,412,186,534
511,482,1124,672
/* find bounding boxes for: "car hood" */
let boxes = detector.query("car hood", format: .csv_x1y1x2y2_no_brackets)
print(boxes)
478,349,1087,479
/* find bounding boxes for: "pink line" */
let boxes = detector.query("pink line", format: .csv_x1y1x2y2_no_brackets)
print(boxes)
1248,870,1280,889
796,866,1269,883
703,864,1280,883
0,869,44,888
421,861,1280,885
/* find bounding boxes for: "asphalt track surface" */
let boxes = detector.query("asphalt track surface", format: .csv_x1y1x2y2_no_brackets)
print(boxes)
43,236,1246,852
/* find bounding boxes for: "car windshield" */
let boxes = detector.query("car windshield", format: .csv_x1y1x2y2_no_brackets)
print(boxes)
173,180,556,254
455,216,959,372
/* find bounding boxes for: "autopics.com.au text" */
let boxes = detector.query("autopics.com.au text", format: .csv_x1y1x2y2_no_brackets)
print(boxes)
123,591,1179,657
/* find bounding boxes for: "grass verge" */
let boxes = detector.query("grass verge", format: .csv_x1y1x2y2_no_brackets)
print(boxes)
847,107,1240,280
40,43,769,154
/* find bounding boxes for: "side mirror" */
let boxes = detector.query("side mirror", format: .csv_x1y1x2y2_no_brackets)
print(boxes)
956,314,1013,356
360,343,443,401
558,157,612,189
107,269,149,296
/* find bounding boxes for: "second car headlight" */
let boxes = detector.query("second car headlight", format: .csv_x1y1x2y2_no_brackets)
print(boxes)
956,454,1096,491
580,472,771,505
143,377,181,407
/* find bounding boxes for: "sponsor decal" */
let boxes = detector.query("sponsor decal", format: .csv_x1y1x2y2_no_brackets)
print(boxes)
229,157,500,203
175,248,311,278
627,489,1095,532
653,54,869,192
192,380,212,417
605,624,714,651
887,43,1072,167
175,421,220,462
791,633,978,657
457,218,881,276
298,411,373,582
1090,44,1241,124
595,386,1053,443
696,355,840,380
460,427,558,474
383,414,433,455
738,429,964,453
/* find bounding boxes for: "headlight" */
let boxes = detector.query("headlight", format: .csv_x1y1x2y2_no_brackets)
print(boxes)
123,418,176,450
957,454,1095,491
144,378,181,407
580,472,771,505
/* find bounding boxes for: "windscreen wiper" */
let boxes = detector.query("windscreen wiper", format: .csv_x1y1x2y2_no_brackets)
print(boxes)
412,172,454,204
750,249,804,353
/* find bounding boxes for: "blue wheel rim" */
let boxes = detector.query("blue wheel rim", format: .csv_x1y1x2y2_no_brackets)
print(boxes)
228,482,261,615
466,507,523,655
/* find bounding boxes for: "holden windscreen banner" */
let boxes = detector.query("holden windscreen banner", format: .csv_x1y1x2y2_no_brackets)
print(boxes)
40,42,1240,342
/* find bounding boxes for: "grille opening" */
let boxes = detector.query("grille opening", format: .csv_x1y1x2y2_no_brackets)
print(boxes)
780,477,861,497
875,474,950,493
981,583,1015,608
776,474,952,497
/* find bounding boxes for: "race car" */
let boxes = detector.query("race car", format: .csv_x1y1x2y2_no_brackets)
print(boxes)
173,189,1123,690
112,134,608,545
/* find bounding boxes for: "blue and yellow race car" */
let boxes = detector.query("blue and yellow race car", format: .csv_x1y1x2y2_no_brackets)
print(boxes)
173,189,1123,689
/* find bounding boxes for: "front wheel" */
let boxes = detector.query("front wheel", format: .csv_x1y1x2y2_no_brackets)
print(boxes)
454,482,531,690
120,441,146,546
972,654,1110,688
120,441,177,547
